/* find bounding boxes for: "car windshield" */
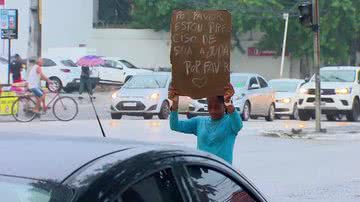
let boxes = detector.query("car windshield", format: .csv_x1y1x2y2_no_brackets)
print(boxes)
317,70,356,82
231,76,248,88
269,81,299,92
123,75,168,89
120,60,139,69
0,177,52,202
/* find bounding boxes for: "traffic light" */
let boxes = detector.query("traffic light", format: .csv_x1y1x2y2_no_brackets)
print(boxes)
298,2,313,27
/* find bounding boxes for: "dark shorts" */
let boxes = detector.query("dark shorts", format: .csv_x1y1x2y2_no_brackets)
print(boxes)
30,88,44,97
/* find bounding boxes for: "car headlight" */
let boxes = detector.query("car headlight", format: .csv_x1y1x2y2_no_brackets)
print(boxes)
279,98,291,104
300,88,308,94
111,92,118,99
335,88,351,95
148,93,160,100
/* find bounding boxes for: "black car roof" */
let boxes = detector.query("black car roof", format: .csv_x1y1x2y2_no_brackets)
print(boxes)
0,134,212,183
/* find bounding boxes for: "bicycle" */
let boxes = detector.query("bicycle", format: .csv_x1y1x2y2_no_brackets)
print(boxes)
11,84,79,122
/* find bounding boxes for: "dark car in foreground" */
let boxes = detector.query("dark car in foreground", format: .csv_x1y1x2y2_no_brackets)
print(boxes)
0,135,268,202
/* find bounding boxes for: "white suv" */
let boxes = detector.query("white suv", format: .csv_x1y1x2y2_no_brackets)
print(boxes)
298,66,360,121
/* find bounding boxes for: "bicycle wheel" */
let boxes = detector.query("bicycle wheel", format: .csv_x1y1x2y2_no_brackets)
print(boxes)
12,97,37,122
53,96,79,121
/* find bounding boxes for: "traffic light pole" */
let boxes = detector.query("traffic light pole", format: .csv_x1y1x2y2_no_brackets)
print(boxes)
280,13,289,78
313,0,323,133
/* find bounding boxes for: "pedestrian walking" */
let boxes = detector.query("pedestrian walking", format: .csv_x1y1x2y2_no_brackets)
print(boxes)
10,54,24,83
79,66,94,99
168,82,243,164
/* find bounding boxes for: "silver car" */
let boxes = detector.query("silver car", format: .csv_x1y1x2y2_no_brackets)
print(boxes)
187,73,276,121
269,79,305,120
111,73,171,120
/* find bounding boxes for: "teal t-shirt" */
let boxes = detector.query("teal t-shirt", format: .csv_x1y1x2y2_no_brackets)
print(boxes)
170,111,243,164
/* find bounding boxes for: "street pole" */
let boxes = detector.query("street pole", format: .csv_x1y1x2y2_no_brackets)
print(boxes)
7,39,10,84
280,13,289,78
313,0,322,132
28,0,41,64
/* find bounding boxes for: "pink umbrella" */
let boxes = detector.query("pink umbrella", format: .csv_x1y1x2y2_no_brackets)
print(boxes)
76,55,105,67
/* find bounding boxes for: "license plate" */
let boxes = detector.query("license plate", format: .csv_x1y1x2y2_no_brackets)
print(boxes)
204,105,208,111
124,102,137,107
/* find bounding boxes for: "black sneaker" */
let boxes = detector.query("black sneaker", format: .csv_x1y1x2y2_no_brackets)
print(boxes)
78,96,84,100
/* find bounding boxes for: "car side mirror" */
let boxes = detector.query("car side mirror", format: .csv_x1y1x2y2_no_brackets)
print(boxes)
249,84,260,90
304,76,310,83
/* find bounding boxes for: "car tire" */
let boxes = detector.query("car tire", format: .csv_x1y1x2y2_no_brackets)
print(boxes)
265,104,275,122
241,101,250,121
290,104,299,120
111,113,122,119
143,114,153,120
63,87,74,93
158,101,170,120
299,110,311,121
49,77,63,92
346,98,360,122
326,114,337,121
250,115,258,120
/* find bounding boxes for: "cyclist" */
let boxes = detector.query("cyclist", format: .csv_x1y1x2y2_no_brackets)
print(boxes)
27,58,52,114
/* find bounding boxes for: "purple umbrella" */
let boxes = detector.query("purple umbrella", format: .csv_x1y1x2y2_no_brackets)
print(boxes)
76,55,105,67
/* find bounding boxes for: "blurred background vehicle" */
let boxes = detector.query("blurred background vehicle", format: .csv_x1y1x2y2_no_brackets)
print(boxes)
186,73,276,121
111,72,172,120
100,57,152,85
298,66,360,122
269,79,305,120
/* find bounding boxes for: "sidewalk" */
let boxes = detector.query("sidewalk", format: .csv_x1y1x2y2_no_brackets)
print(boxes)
263,122,360,141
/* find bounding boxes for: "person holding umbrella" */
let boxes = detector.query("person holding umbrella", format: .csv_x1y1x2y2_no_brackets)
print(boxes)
76,56,104,100
79,65,93,99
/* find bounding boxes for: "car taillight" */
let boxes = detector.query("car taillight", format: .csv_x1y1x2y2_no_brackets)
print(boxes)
61,69,71,73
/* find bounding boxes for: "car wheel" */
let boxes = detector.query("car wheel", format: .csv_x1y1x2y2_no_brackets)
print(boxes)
290,104,299,120
158,101,170,119
111,113,122,119
326,114,337,121
346,98,360,122
143,114,153,120
241,101,250,121
49,77,63,92
265,104,275,122
187,113,197,119
250,115,258,119
63,87,74,93
299,110,311,121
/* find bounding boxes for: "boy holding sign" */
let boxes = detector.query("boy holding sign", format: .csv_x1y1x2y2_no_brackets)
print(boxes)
169,10,242,164
169,83,242,164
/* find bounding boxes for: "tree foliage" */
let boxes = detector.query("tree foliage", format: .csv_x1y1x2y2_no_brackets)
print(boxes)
130,0,360,65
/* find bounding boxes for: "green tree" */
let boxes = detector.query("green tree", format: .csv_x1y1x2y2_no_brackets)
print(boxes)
130,0,360,66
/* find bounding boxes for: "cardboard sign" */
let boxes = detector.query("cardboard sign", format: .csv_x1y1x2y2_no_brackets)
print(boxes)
170,10,231,98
